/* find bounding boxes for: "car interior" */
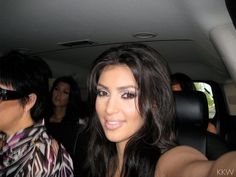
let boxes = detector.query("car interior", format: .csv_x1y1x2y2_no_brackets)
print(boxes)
1,0,236,176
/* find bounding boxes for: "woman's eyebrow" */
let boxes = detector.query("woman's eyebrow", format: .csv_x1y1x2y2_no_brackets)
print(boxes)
97,83,138,94
117,86,138,91
97,83,137,90
97,83,108,90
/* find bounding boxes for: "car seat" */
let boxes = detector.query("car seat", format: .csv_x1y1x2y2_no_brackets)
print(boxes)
174,91,230,160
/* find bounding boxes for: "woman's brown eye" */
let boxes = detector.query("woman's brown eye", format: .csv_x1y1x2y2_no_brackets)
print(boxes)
121,92,137,99
97,90,108,97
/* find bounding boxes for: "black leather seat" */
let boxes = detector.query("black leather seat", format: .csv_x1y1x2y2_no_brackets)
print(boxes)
174,91,230,160
174,91,208,154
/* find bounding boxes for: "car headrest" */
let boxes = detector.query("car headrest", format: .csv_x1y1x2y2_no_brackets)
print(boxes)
174,91,209,130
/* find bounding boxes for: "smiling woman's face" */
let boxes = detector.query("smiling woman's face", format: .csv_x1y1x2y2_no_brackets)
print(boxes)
95,64,144,148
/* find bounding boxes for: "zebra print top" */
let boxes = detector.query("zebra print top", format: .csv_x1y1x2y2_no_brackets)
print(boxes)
0,119,74,177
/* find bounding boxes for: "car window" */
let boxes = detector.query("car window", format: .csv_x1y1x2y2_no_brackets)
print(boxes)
194,82,216,119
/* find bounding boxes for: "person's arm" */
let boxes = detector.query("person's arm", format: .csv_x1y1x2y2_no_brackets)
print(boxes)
155,146,212,177
208,151,236,177
156,145,236,177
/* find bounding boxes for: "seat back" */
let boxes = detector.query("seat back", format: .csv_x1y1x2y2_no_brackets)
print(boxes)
174,91,209,154
174,91,231,159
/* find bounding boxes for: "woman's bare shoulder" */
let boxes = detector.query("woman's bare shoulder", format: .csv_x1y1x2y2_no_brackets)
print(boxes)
155,145,212,177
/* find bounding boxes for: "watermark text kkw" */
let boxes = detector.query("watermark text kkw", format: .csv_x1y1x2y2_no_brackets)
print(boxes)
217,169,234,176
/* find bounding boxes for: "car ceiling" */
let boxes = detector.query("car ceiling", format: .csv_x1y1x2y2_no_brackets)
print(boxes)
0,0,233,88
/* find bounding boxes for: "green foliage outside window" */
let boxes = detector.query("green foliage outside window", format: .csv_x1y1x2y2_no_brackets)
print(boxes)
194,82,215,118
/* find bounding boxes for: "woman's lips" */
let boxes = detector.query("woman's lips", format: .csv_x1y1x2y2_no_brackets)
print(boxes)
105,120,125,130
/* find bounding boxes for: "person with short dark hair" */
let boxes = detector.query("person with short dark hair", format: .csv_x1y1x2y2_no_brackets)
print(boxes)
0,51,74,176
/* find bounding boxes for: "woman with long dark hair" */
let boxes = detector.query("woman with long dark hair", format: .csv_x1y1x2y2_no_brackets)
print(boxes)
45,76,86,156
47,76,83,123
85,43,236,177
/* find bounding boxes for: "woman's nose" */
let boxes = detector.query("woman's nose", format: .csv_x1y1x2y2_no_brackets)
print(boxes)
105,96,119,114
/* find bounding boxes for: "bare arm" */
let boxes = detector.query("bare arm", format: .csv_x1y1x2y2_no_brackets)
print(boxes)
155,146,212,177
156,146,236,177
208,151,236,177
